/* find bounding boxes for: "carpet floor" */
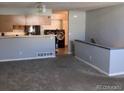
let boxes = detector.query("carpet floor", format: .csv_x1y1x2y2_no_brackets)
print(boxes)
0,55,123,91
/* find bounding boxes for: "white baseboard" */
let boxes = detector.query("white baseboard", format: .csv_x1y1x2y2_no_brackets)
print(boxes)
75,56,109,76
109,72,124,76
75,56,124,77
0,56,56,62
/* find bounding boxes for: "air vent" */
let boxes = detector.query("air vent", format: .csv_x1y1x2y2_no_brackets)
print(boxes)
37,52,53,57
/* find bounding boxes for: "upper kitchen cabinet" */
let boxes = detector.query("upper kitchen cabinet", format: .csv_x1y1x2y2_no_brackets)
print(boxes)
26,15,40,25
0,15,13,32
40,16,51,25
26,15,51,25
0,15,25,32
13,15,51,25
12,15,25,25
0,15,51,32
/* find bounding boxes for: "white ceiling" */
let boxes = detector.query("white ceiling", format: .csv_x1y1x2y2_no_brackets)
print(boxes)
0,2,122,11
44,2,123,11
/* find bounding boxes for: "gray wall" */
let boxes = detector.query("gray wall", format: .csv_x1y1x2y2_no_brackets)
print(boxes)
86,4,124,48
0,36,55,61
68,10,86,53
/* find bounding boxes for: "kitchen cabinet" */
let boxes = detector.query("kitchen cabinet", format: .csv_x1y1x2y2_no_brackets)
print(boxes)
0,15,51,32
25,15,40,25
0,15,13,32
26,15,51,25
0,15,25,32
12,15,25,25
40,16,51,25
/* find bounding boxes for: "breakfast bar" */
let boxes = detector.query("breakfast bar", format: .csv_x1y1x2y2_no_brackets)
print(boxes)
0,35,56,61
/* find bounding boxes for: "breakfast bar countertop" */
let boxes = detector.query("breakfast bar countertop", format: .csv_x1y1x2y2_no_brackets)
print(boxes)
0,35,56,39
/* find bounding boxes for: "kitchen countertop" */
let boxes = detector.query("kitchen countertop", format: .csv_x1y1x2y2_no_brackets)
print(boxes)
0,35,56,39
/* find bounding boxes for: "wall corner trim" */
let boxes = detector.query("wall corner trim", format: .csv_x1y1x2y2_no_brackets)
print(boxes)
109,72,124,77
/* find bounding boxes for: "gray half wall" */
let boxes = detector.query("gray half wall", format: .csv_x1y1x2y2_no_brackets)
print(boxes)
74,41,110,74
0,36,55,61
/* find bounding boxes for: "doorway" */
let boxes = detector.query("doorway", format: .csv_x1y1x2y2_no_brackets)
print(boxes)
53,11,69,55
43,11,69,55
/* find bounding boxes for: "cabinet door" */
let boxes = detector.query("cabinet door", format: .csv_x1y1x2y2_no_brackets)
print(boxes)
12,15,25,25
40,16,51,25
0,15,26,32
0,15,13,32
26,15,51,25
26,15,40,25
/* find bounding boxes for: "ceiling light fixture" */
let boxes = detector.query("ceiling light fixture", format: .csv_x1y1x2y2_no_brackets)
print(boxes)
42,4,46,13
73,15,78,18
37,3,46,13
